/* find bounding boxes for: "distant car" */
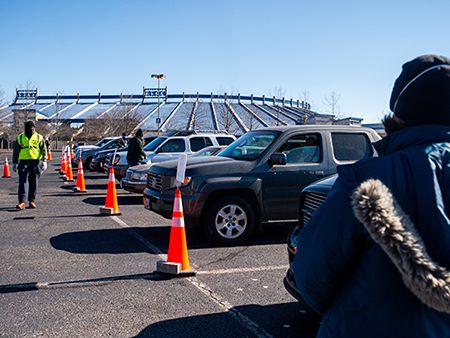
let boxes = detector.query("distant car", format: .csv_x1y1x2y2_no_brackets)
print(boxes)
105,131,235,181
90,136,156,172
72,137,122,169
73,142,88,150
120,145,226,194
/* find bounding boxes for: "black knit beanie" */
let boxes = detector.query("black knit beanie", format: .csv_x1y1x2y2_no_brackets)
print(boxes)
24,120,35,129
390,54,450,125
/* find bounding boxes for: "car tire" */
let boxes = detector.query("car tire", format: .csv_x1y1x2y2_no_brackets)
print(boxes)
203,195,255,246
85,157,93,171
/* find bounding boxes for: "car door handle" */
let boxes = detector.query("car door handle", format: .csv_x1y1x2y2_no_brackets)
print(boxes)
314,171,324,177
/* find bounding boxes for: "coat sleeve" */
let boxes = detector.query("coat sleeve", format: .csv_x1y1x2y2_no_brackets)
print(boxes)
39,136,48,161
12,138,21,164
139,139,146,158
292,178,372,315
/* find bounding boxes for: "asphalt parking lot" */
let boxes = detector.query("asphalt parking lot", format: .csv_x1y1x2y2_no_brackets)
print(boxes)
0,153,321,338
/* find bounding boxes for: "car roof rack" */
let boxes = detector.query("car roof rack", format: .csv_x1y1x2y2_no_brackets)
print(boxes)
163,130,230,137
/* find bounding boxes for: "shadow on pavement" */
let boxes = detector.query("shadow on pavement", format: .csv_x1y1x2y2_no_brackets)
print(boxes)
48,220,295,255
50,228,161,254
80,195,147,206
133,303,321,338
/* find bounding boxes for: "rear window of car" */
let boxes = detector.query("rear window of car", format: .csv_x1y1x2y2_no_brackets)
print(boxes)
331,133,371,161
160,139,186,152
216,136,235,146
190,137,213,152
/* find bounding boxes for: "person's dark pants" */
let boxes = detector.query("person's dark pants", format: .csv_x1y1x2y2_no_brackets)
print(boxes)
128,160,142,167
18,160,41,204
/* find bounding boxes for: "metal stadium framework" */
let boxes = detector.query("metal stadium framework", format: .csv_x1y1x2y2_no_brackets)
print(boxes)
0,87,347,136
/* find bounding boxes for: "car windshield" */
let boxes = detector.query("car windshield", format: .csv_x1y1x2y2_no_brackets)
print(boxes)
95,138,113,147
190,146,224,157
144,136,167,151
218,131,280,160
100,139,120,149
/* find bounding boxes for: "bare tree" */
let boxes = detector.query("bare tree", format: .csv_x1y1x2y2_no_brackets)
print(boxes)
79,99,142,142
323,91,343,119
269,86,286,126
13,81,39,133
299,89,318,111
178,94,210,131
0,88,14,149
269,86,286,100
47,92,69,149
214,89,241,135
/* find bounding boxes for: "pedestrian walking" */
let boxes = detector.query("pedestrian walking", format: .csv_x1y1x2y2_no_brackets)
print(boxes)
12,120,48,210
293,54,450,337
126,129,146,166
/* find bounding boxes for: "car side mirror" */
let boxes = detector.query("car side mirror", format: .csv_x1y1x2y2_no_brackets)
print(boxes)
268,153,286,166
155,148,163,154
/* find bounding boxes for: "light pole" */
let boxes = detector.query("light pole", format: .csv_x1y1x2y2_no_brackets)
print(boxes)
151,74,166,135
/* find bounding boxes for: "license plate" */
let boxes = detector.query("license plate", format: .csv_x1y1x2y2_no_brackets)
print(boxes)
144,197,150,209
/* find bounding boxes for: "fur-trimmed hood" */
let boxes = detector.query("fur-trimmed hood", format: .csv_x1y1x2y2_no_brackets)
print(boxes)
352,178,450,313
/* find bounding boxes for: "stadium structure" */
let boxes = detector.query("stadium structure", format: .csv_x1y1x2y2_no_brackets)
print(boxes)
0,87,366,137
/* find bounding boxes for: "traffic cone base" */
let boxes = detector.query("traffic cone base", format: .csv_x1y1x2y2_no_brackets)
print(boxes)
157,188,196,277
100,167,120,215
3,156,11,178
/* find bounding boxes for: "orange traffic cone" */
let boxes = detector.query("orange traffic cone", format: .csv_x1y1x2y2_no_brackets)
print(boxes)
99,166,121,215
157,188,196,277
60,148,67,175
74,158,87,192
65,152,74,181
3,156,11,178
71,144,74,159
48,145,52,160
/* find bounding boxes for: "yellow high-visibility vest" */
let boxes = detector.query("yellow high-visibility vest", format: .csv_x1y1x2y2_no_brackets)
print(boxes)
17,132,43,160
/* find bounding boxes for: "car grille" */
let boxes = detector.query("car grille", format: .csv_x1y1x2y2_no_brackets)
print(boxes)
126,171,132,181
301,191,327,227
147,172,163,192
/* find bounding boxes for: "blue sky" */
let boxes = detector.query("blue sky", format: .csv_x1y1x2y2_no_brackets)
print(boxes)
1,0,449,123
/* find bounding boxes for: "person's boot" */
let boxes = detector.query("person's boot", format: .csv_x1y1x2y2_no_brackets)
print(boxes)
29,201,36,209
16,202,26,210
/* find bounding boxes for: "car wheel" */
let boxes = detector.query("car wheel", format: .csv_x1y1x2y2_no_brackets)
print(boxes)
203,196,255,246
85,157,93,171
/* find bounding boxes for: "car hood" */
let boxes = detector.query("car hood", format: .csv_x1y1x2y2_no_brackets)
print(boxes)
150,156,254,176
77,145,99,152
127,163,152,174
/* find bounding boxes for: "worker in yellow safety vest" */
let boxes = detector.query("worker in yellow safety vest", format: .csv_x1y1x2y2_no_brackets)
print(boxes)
12,120,48,210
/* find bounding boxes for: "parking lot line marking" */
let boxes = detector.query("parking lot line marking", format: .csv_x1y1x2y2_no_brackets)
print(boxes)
188,276,274,338
111,216,167,259
197,265,289,275
111,216,274,338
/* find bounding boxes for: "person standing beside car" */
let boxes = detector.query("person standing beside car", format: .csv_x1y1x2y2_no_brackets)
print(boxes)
117,132,128,148
127,128,146,166
12,120,48,210
293,55,450,337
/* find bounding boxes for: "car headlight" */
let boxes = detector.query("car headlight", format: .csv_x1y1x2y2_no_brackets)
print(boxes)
131,172,147,181
170,176,192,188
114,155,121,164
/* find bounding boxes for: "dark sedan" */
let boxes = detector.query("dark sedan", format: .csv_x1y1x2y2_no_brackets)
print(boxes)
284,174,337,304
